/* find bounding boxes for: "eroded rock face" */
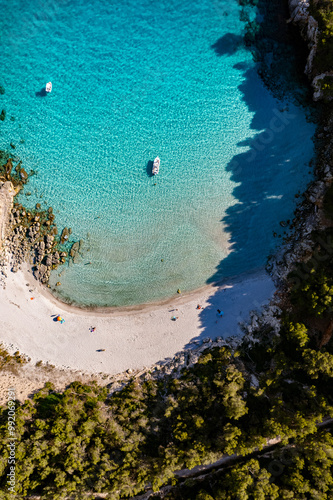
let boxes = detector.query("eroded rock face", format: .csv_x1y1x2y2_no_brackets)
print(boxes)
288,0,318,74
60,227,69,244
313,73,333,102
0,181,18,250
0,162,78,288
289,0,310,24
288,0,333,101
19,168,28,182
70,241,79,257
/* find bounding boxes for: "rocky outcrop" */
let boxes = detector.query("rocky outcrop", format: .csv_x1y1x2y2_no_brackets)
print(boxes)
288,0,333,101
0,159,81,288
0,193,72,285
288,1,318,72
313,73,333,101
0,181,19,250
60,227,69,244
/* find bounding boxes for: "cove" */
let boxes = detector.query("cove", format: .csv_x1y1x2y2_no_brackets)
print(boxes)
0,0,315,307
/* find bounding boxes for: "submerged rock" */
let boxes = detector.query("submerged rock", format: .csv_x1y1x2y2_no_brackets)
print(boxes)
20,168,28,182
73,253,80,264
0,109,6,121
70,241,79,257
60,227,69,244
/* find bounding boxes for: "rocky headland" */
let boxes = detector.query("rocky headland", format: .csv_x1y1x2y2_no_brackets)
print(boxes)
288,0,333,100
0,153,87,289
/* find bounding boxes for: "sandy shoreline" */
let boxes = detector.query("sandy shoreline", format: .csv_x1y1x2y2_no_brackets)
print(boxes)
0,264,275,375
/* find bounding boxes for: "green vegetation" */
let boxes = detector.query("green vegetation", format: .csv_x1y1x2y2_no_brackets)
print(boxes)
310,0,333,100
0,295,332,498
0,344,28,370
320,75,333,101
156,429,333,499
1,1,333,499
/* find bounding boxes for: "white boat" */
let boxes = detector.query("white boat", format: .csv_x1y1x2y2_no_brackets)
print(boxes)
152,156,160,175
46,82,52,93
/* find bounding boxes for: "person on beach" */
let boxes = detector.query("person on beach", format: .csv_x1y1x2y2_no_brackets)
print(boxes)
171,316,179,321
90,327,96,332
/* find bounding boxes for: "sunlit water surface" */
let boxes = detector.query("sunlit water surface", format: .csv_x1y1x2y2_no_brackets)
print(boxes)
0,0,315,306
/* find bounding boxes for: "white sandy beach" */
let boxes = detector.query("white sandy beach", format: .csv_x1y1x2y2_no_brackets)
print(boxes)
0,265,275,375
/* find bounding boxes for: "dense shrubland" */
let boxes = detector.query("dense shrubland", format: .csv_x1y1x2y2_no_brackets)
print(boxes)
0,293,333,498
310,0,333,73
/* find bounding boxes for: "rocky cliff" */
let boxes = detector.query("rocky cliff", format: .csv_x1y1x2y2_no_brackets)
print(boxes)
288,0,333,100
0,181,17,250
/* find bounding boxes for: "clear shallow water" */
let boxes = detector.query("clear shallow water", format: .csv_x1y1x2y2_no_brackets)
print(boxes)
0,0,315,306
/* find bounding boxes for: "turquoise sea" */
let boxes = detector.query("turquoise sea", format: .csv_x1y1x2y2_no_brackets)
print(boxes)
0,0,315,307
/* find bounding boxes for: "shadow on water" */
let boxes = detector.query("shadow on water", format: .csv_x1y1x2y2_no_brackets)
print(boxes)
35,87,47,97
174,0,316,351
146,160,154,177
211,34,243,56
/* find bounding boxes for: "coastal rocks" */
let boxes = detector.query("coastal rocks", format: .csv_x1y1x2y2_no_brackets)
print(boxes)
4,158,13,176
60,251,67,263
60,227,69,244
19,168,28,182
70,241,79,257
288,0,319,76
250,374,260,389
70,241,80,263
305,16,320,76
138,335,244,383
313,73,333,102
306,180,326,204
52,251,60,265
0,182,16,250
0,158,75,288
44,255,52,268
287,0,333,102
45,234,54,250
69,240,84,264
34,264,50,284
